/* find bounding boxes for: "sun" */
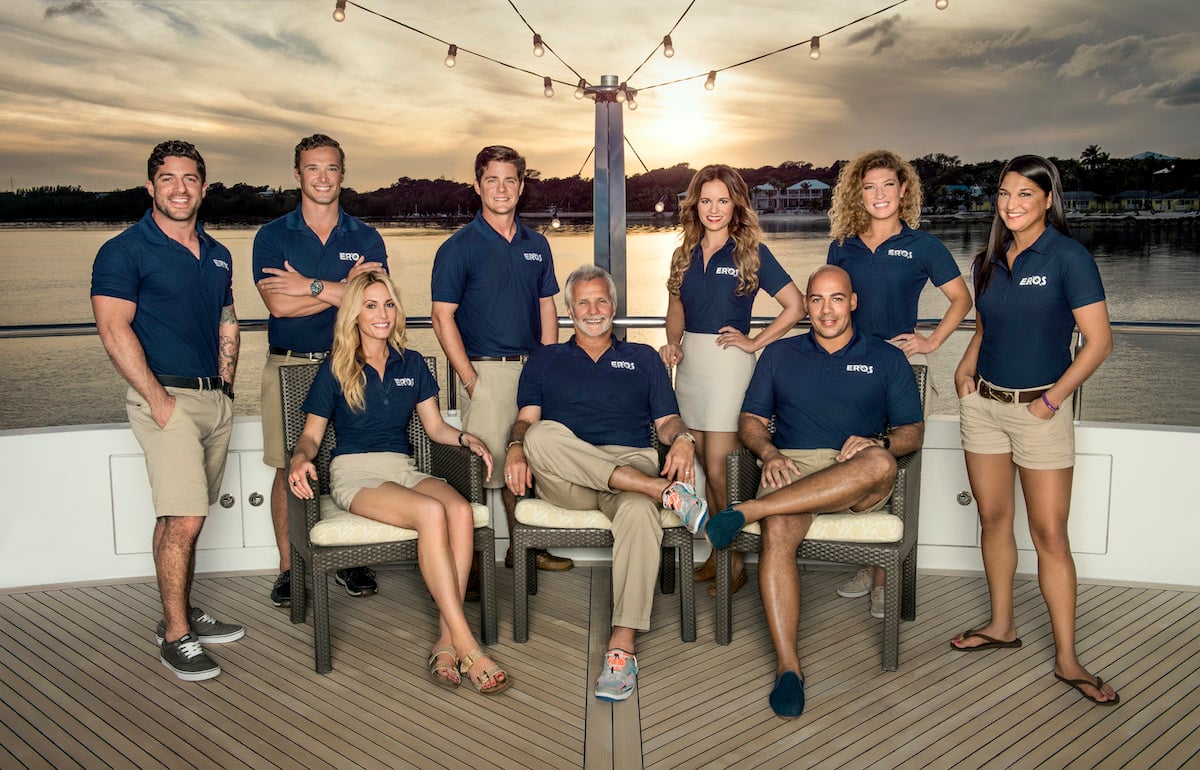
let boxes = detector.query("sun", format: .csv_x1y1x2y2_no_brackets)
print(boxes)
621,81,722,168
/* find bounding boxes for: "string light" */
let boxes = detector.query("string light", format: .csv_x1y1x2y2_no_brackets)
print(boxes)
615,82,627,103
444,44,457,68
626,87,638,110
543,76,554,98
573,78,587,99
809,36,820,60
332,0,346,22
662,34,675,58
704,70,717,91
654,197,666,213
532,33,545,57
935,0,949,8
551,209,561,228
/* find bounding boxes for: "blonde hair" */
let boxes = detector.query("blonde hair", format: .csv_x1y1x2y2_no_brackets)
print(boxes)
829,149,923,245
668,164,762,297
331,272,407,412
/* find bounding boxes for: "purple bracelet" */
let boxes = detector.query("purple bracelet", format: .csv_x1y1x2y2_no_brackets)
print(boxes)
1041,392,1059,412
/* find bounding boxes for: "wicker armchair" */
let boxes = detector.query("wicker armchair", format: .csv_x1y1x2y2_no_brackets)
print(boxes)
714,364,927,671
511,429,696,643
280,359,497,674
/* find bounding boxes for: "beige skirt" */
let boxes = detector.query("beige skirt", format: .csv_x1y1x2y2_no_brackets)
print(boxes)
674,332,756,432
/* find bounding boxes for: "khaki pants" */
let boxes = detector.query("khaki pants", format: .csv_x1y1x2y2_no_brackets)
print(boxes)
459,360,523,488
523,420,663,631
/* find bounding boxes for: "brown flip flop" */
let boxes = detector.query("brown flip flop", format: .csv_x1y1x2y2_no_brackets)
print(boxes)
949,629,1022,651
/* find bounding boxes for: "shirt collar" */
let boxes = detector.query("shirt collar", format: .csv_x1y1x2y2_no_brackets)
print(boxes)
136,209,215,250
285,205,350,233
798,328,864,357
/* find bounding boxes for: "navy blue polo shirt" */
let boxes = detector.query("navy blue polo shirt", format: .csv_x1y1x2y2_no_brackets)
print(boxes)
826,224,961,339
90,210,234,378
302,346,439,458
431,212,559,357
518,336,679,448
975,226,1106,389
252,207,388,353
679,241,792,334
742,331,922,450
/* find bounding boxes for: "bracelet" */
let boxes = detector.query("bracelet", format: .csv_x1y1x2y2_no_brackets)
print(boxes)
506,439,524,450
458,432,467,447
462,375,478,390
1041,393,1059,412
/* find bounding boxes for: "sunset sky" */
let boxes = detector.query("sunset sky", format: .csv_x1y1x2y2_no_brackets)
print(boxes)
1,0,1197,192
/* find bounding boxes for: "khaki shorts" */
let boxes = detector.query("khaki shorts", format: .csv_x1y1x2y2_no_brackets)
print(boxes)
675,332,756,432
126,385,233,518
459,360,523,488
959,385,1075,470
261,351,323,468
329,452,435,512
756,448,890,514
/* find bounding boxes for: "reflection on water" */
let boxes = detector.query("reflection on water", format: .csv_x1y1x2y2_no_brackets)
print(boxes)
1,219,1197,429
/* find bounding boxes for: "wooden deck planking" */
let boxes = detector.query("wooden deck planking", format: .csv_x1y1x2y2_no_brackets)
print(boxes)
1,568,1198,769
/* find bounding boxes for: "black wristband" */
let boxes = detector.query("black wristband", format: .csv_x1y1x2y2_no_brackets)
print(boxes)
458,431,467,447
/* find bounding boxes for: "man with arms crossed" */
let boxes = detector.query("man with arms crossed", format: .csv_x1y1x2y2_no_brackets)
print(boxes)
704,265,924,718
504,266,707,701
91,140,243,681
254,134,388,605
432,144,573,580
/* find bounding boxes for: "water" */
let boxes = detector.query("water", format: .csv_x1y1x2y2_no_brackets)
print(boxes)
2,218,1197,430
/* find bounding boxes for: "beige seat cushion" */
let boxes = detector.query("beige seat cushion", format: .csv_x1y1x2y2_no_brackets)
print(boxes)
515,497,682,530
310,496,489,546
739,507,902,543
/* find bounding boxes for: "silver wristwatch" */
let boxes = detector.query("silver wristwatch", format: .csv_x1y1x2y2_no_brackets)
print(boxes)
309,279,325,297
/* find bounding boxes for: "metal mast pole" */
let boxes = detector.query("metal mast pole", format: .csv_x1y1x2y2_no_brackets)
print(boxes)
589,75,627,335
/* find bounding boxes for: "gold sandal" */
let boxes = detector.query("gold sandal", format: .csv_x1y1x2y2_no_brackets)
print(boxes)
427,645,460,689
459,648,511,695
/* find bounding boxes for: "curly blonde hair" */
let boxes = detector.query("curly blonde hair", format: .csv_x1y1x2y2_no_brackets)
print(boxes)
330,272,407,412
828,149,923,245
667,164,762,297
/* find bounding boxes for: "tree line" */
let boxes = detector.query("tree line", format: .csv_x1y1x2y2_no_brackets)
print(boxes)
2,149,1194,223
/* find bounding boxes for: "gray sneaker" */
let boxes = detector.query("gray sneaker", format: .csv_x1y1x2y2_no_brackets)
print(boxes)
156,607,245,645
594,648,638,701
837,569,872,599
870,586,885,619
160,632,220,681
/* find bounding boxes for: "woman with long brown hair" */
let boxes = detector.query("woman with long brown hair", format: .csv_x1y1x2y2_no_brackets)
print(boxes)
288,272,510,695
660,164,804,593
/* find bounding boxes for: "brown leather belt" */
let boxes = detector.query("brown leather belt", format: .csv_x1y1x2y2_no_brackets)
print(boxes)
975,376,1047,404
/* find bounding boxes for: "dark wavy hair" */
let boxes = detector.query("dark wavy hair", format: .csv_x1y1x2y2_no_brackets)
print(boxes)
474,145,526,183
293,134,345,172
147,140,206,183
973,154,1070,299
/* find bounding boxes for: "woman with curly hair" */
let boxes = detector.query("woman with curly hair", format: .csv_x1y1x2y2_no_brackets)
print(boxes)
950,155,1116,706
826,149,972,617
288,272,510,695
660,164,805,593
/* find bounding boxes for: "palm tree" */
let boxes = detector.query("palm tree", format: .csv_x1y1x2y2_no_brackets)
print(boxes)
1080,145,1110,172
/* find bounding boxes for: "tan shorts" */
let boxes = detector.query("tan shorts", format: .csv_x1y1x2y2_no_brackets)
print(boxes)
126,385,233,518
459,360,523,488
261,351,324,468
756,448,890,514
675,332,756,432
329,452,435,512
958,384,1075,470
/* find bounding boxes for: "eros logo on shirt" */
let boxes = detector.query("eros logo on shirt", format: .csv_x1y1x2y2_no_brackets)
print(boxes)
846,364,874,374
887,248,914,259
610,360,636,371
392,377,415,387
1019,275,1048,287
523,252,544,262
714,266,738,276
211,258,230,271
338,252,362,262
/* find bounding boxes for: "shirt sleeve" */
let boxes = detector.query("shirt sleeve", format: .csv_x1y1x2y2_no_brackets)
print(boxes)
415,355,439,403
758,244,793,296
90,240,141,302
884,350,924,428
430,239,467,304
301,360,340,418
516,349,544,408
740,345,778,418
251,225,284,283
644,348,680,420
538,241,560,298
362,227,389,272
923,234,963,288
1060,241,1106,310
825,239,842,267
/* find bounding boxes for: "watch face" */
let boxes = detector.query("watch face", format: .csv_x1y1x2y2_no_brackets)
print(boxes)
310,279,324,296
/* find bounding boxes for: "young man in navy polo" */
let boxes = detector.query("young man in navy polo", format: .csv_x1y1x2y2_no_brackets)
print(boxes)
704,265,924,718
91,140,244,681
254,134,389,604
502,265,707,702
432,145,572,579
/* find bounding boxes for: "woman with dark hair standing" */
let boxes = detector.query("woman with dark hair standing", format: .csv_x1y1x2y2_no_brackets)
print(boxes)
660,164,805,593
950,155,1117,706
289,272,510,695
826,149,971,618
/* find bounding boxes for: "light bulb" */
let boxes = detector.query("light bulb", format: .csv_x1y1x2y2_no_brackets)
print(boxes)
551,215,561,229
332,0,346,22
627,93,638,111
809,36,820,61
574,78,586,99
444,44,457,68
543,76,554,98
533,34,545,57
654,199,665,213
663,35,674,58
615,83,627,103
704,70,716,91
935,0,949,8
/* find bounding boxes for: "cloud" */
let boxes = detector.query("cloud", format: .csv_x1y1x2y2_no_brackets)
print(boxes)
237,30,330,66
846,15,902,55
43,0,103,19
1110,68,1200,106
1057,35,1152,78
